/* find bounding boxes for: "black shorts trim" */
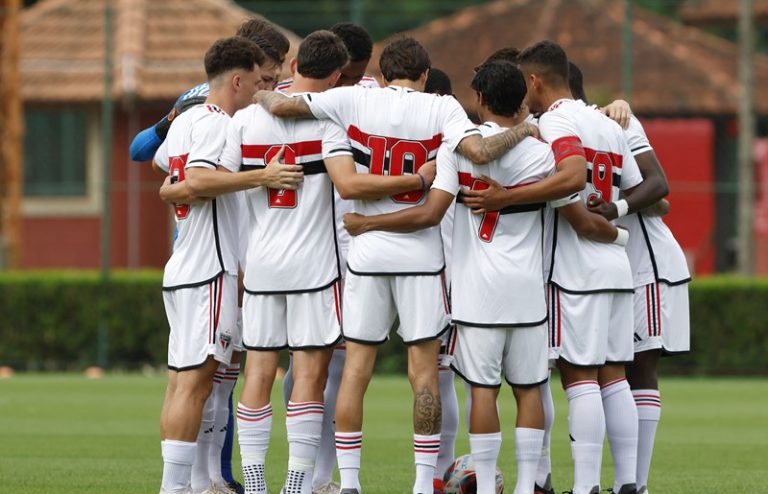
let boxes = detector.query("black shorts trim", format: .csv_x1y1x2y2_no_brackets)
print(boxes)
340,334,390,346
661,348,690,357
658,277,692,287
162,270,226,291
243,343,289,351
452,315,548,329
346,264,446,277
550,281,634,295
244,277,340,295
504,375,549,389
556,356,604,369
288,335,343,351
604,360,634,366
403,323,452,346
450,363,502,389
167,358,210,372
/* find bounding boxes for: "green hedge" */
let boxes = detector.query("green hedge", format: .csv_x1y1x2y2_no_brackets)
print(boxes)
0,272,766,374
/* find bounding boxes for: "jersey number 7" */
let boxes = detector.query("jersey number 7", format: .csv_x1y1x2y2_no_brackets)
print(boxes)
471,179,499,243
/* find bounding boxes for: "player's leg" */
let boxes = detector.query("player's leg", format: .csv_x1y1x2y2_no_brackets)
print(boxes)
335,272,395,494
398,273,451,494
626,349,660,494
535,372,555,494
282,286,342,494
599,291,638,494
312,346,345,493
435,367,458,492
506,323,548,494
238,292,287,494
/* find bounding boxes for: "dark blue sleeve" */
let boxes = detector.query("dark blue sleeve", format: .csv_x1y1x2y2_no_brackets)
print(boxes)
129,124,163,162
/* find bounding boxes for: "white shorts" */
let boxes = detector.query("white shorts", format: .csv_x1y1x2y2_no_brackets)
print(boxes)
242,281,343,350
451,323,548,387
439,325,458,369
342,272,450,345
633,281,690,354
163,274,238,371
547,284,634,367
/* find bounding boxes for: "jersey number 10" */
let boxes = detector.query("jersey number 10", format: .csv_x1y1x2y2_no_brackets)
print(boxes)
367,136,429,204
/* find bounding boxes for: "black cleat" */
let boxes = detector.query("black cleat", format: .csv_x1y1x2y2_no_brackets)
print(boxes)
535,473,555,494
340,489,360,494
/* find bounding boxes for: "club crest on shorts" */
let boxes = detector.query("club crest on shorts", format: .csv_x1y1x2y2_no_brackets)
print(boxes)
219,332,232,349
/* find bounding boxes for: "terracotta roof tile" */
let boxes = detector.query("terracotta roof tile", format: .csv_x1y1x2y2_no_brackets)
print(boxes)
371,0,768,115
21,0,302,103
680,0,768,26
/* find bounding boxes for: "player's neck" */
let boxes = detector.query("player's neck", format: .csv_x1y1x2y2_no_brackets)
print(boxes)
484,114,518,129
288,74,329,94
385,79,423,91
204,89,236,116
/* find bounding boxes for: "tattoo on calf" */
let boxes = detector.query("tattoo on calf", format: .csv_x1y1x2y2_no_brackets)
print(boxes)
413,386,442,434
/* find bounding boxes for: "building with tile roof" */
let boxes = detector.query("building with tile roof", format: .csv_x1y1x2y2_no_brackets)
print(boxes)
679,0,768,27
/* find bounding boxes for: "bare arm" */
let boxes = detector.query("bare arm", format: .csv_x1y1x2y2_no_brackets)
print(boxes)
641,198,670,217
456,122,539,165
255,90,315,119
461,156,587,213
588,150,669,220
343,189,455,236
325,155,435,200
159,176,208,205
558,201,621,243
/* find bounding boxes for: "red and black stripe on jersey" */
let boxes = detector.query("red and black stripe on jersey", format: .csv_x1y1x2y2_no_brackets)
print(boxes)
346,125,442,175
239,140,328,175
455,172,545,214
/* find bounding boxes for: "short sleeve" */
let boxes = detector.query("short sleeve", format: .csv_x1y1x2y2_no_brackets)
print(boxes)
624,115,653,157
432,144,460,197
539,111,586,164
218,116,244,173
186,112,228,171
619,139,643,190
303,86,358,126
154,140,170,173
440,97,481,152
321,121,353,159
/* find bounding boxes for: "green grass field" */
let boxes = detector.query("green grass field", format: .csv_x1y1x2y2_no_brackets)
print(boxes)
1,374,767,493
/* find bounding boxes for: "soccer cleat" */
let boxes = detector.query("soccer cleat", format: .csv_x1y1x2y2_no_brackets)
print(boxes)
433,478,444,494
224,481,244,494
339,489,360,494
535,473,555,494
313,481,341,494
637,487,648,494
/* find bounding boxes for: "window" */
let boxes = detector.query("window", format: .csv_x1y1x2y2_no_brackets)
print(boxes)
24,108,88,197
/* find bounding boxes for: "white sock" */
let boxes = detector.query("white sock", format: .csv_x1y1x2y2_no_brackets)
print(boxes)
469,432,501,494
514,427,545,494
209,364,239,487
336,431,363,492
565,380,604,494
536,374,555,488
285,401,324,494
602,379,638,492
237,402,272,494
414,433,441,494
633,389,661,490
192,393,215,493
161,439,196,492
283,358,294,409
436,369,458,482
313,349,344,489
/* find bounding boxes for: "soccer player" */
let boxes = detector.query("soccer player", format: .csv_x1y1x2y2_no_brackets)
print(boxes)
342,60,553,494
468,41,642,494
591,105,691,494
276,22,379,91
153,36,270,494
255,37,538,494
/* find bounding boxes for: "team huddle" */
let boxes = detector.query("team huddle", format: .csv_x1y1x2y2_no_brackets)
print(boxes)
131,17,690,494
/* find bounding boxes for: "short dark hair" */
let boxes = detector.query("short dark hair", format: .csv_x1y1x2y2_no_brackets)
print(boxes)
471,61,527,118
424,68,452,96
330,22,373,62
476,46,520,72
379,37,430,82
568,61,588,103
518,40,569,86
236,18,290,64
204,36,263,80
297,30,350,79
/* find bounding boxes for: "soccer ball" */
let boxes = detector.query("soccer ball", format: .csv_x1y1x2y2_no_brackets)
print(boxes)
443,454,504,494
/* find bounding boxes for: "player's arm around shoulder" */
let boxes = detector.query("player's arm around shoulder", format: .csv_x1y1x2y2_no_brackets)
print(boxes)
343,188,455,236
255,90,314,119
325,154,429,200
556,198,626,245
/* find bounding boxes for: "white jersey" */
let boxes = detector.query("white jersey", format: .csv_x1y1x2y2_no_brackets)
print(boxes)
304,84,481,274
219,97,352,293
539,98,641,293
617,115,691,286
276,74,380,92
155,104,242,289
433,122,552,326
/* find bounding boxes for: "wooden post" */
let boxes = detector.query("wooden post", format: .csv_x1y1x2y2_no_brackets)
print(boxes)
0,0,23,269
738,0,756,275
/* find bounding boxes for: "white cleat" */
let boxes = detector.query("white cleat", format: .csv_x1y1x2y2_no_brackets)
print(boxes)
312,482,341,494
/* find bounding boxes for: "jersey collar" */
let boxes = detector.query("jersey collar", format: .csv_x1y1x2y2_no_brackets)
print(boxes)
548,98,573,112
